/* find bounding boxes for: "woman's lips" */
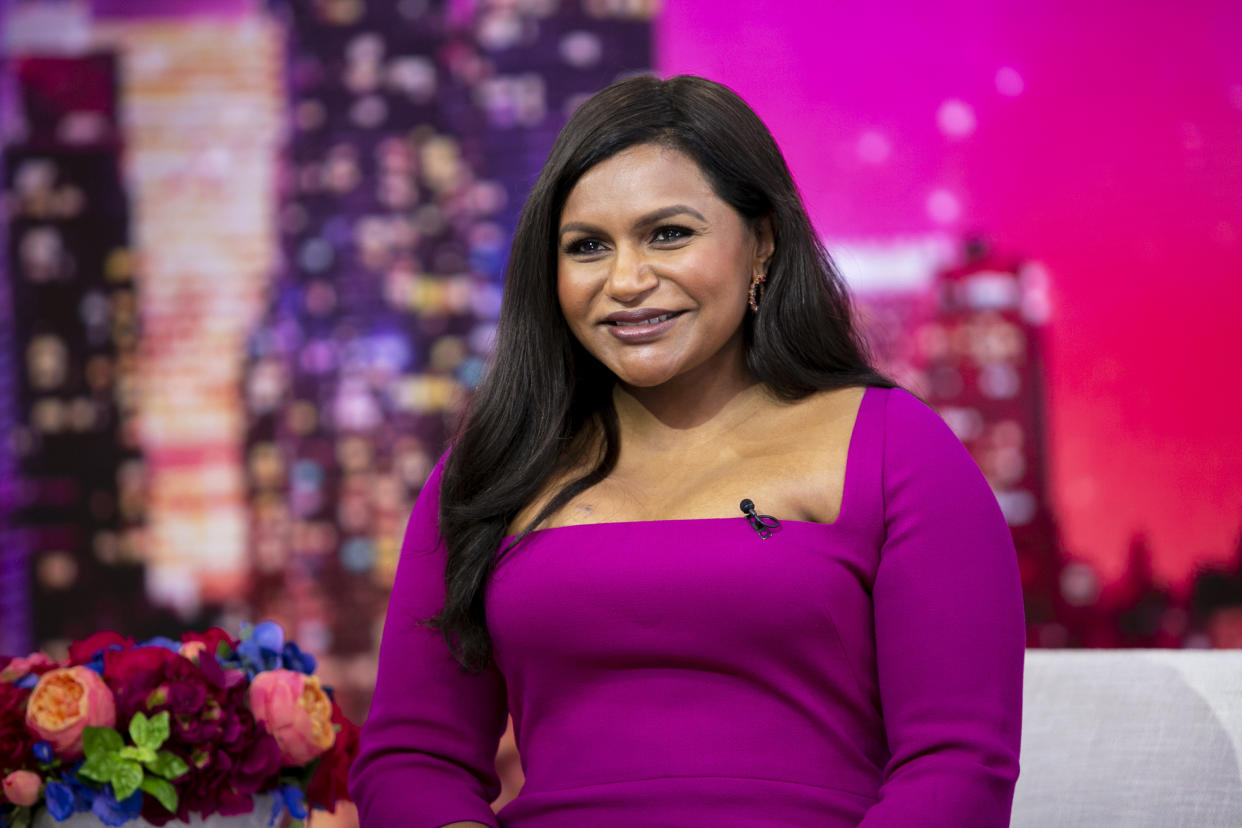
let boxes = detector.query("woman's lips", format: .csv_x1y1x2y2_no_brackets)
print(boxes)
601,309,684,343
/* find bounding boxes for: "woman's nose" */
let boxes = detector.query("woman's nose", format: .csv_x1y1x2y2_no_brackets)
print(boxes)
604,244,659,302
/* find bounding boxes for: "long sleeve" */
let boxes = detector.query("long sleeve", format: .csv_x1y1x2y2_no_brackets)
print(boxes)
858,390,1025,827
349,454,509,828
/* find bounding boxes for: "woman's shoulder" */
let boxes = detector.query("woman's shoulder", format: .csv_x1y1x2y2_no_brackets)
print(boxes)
872,385,970,454
791,383,977,477
870,386,997,503
763,382,967,454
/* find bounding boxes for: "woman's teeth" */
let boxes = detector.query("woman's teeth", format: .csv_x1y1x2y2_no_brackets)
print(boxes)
612,313,673,326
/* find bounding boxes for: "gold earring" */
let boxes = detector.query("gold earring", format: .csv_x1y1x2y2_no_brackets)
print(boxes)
748,272,767,312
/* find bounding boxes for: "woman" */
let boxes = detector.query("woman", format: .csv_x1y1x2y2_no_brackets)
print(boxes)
350,75,1024,827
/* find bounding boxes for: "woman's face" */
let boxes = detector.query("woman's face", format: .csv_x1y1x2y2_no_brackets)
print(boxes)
556,143,771,391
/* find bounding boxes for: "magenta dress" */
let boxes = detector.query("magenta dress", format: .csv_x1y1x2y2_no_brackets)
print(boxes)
350,387,1025,827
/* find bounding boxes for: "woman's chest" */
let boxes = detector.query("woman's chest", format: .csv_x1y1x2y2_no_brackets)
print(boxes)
545,444,849,528
486,521,878,673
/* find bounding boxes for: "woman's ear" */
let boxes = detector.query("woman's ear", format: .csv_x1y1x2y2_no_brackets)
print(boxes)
753,216,775,270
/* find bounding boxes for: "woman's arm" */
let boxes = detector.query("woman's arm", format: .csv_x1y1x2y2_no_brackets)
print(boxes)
858,390,1025,827
349,455,509,828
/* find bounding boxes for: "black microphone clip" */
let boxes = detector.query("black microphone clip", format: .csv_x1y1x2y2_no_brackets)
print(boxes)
739,498,780,540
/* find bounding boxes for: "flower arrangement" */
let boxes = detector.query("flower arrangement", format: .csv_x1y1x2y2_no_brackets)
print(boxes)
0,623,359,828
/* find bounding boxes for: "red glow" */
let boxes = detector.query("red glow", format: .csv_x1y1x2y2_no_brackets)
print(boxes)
659,1,1242,588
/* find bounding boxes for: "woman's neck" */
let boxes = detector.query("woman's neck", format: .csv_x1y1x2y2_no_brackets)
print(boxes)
613,359,771,452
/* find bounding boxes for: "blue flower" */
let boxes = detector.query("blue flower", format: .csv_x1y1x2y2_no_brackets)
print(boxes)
268,785,307,826
251,621,284,653
33,741,54,763
234,641,266,677
282,785,307,820
280,641,316,675
14,673,37,689
232,621,286,678
45,781,76,821
78,642,127,676
62,769,98,812
91,785,143,827
138,636,182,653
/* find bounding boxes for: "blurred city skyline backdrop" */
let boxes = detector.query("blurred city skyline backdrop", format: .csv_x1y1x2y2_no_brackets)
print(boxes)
1,0,1240,712
658,0,1242,589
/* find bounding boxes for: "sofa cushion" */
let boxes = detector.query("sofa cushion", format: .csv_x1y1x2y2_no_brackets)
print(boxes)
1013,649,1242,827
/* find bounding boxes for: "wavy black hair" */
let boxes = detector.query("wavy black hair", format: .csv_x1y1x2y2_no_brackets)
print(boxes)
433,75,892,672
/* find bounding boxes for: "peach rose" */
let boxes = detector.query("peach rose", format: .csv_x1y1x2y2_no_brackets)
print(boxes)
178,640,207,662
25,666,116,759
249,669,335,765
2,770,41,807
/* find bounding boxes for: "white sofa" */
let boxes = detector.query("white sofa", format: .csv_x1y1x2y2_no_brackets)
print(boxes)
1013,650,1242,827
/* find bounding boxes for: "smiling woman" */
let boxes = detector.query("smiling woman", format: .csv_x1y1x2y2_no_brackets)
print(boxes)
555,143,768,392
350,75,1025,828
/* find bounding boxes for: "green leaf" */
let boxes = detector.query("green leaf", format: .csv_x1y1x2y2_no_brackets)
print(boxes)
140,775,179,813
10,805,32,828
216,640,232,659
109,758,145,801
118,745,156,762
82,726,124,759
130,710,171,750
79,755,112,783
145,749,190,780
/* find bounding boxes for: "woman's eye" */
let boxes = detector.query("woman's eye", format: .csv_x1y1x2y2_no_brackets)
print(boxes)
652,225,692,244
565,238,606,255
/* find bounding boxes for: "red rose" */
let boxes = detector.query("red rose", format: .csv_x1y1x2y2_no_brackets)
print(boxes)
0,681,37,775
180,627,237,656
306,700,360,812
103,646,178,686
103,647,181,722
135,660,282,825
67,631,134,665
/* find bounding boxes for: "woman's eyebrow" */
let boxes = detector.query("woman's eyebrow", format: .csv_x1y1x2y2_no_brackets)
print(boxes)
633,204,708,226
558,204,708,241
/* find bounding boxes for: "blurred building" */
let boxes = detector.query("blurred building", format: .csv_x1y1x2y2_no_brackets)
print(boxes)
849,237,1070,646
920,241,1064,645
1,53,149,652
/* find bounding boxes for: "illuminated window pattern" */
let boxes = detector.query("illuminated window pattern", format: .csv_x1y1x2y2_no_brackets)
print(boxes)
0,53,25,658
1,54,147,653
89,18,285,620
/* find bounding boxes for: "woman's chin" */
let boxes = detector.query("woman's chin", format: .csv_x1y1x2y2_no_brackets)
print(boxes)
615,374,676,390
610,366,680,390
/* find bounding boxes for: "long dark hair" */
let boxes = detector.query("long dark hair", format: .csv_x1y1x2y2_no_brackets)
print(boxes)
434,75,892,672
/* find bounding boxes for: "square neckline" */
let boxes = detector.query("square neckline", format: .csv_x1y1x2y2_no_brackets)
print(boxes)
501,385,879,543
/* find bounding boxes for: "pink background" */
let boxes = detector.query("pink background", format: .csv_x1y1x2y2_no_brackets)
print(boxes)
659,1,1242,588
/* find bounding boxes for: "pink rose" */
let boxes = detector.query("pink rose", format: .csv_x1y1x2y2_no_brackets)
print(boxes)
2,770,41,806
249,670,335,765
25,666,117,759
0,652,58,683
